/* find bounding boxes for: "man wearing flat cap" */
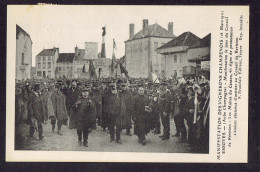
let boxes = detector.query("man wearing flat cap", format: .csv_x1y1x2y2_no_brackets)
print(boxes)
74,87,96,147
67,80,81,129
158,82,172,140
27,83,45,140
119,82,133,136
184,87,196,146
49,83,68,135
106,82,123,144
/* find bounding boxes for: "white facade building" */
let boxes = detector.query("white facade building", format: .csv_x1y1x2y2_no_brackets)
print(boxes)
35,48,59,78
16,25,33,80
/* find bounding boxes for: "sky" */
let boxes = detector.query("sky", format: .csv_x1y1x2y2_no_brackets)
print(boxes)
10,5,213,66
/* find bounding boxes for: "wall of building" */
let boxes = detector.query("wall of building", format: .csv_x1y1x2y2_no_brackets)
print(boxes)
35,50,58,78
125,38,149,78
165,51,196,78
187,47,210,59
56,62,73,78
150,37,172,78
73,58,111,78
16,32,32,80
85,42,98,59
125,37,172,78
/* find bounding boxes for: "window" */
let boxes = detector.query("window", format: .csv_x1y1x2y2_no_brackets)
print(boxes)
37,71,42,76
180,56,183,63
48,71,51,77
174,55,177,63
37,62,41,69
43,71,46,77
59,67,61,71
48,56,51,61
63,66,65,71
21,53,25,65
43,56,46,61
43,62,46,69
48,62,51,69
154,42,158,51
38,56,41,61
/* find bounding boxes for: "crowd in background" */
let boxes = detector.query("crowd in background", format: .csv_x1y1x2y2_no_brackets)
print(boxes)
15,76,209,152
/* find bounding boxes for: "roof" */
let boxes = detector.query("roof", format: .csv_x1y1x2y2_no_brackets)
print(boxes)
73,49,85,61
127,23,175,41
157,32,201,50
16,25,31,40
36,48,59,56
57,53,75,63
190,33,211,48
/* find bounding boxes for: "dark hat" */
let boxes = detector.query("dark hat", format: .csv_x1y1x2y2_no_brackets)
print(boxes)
34,83,41,91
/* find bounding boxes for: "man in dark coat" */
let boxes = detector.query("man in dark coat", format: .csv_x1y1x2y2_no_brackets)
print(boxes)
173,87,187,143
133,86,150,145
91,82,102,129
50,84,68,135
67,80,81,129
106,83,123,144
101,86,110,131
27,84,45,140
158,82,172,140
184,87,196,145
149,91,160,134
75,87,96,147
120,82,133,135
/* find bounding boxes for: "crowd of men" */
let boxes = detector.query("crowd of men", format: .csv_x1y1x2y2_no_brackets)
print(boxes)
15,76,209,152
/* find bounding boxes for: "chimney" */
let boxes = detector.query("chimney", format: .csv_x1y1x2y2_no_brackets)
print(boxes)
168,22,173,35
75,45,79,56
143,19,148,30
129,23,135,39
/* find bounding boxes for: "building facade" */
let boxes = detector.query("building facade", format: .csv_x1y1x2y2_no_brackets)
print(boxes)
188,33,211,79
125,19,175,78
35,48,59,78
35,43,112,79
157,32,203,78
56,53,74,78
16,25,33,80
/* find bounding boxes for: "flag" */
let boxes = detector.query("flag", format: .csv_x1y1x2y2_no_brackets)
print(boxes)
101,27,106,58
111,52,116,75
111,39,117,76
151,72,159,83
89,60,97,79
82,64,86,73
113,38,117,50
